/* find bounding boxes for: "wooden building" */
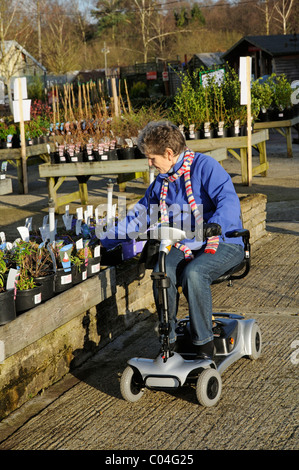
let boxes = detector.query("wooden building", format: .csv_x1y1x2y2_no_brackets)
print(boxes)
222,34,299,81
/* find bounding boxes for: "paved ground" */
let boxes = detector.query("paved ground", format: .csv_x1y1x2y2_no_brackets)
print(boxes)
0,129,298,452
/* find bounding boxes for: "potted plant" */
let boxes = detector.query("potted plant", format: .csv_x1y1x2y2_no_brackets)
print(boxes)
8,241,43,313
271,73,293,119
51,241,74,293
0,121,17,148
24,241,55,302
0,249,16,325
170,72,204,138
252,78,273,122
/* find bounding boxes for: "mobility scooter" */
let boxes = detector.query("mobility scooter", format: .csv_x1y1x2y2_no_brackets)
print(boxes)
120,224,262,407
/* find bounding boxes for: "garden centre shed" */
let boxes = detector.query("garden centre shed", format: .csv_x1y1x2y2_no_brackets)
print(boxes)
0,40,46,105
222,34,299,81
188,53,224,73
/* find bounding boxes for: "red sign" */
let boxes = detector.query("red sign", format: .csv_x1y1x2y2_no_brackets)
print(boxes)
146,71,157,80
162,71,169,81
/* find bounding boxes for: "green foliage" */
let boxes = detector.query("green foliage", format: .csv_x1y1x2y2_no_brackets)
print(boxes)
251,78,273,112
0,119,17,141
27,76,45,102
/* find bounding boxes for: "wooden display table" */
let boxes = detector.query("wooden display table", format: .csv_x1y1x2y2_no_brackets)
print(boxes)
254,115,299,158
39,148,228,212
0,142,52,194
188,129,269,185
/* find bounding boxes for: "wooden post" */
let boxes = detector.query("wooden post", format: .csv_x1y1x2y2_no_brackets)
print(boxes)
17,78,28,194
111,78,119,117
246,56,252,186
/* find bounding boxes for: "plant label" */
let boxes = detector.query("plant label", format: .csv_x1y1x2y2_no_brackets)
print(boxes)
17,226,30,242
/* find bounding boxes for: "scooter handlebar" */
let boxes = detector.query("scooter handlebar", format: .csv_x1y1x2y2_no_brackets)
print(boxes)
203,223,222,239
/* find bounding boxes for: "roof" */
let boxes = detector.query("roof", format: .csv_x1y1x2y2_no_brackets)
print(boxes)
222,34,299,58
190,52,224,68
2,40,47,73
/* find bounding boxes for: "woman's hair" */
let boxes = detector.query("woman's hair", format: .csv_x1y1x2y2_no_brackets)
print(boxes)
137,121,186,157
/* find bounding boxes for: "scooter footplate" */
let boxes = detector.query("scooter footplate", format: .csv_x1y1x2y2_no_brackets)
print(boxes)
145,376,180,388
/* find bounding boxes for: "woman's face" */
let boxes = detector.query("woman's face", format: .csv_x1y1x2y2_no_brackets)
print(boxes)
146,148,178,174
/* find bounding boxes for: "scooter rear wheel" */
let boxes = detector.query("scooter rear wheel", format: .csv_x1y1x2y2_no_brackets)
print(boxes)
196,368,222,407
120,366,145,402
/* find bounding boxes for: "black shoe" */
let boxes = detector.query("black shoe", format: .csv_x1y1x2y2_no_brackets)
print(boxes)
194,341,216,360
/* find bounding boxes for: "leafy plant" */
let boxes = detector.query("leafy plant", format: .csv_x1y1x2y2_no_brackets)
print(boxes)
0,250,8,292
252,78,273,113
0,120,17,141
11,240,53,282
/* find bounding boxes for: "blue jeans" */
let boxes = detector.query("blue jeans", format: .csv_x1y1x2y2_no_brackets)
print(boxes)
153,242,244,346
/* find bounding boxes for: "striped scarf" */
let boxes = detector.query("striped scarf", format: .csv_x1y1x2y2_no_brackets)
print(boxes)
160,150,219,259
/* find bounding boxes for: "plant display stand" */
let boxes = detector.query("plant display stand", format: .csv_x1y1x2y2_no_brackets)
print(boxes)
39,148,228,212
188,130,269,185
0,176,12,195
39,159,151,212
254,115,299,158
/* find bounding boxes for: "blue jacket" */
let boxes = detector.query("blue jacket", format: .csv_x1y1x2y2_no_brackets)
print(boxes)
101,152,243,250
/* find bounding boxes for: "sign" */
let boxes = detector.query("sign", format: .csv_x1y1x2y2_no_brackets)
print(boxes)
162,71,169,81
200,68,225,88
146,71,157,80
12,77,31,122
239,56,252,105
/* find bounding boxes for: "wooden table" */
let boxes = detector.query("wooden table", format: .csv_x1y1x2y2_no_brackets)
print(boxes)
39,159,150,212
188,129,269,185
39,148,228,212
254,115,299,158
0,142,51,194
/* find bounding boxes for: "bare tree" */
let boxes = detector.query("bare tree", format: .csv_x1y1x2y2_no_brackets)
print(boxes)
273,0,295,34
131,0,190,62
256,0,276,35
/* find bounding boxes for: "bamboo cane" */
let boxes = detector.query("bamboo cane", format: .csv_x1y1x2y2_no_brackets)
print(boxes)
124,79,132,113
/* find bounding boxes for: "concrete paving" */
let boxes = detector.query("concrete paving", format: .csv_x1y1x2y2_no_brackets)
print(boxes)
0,129,298,451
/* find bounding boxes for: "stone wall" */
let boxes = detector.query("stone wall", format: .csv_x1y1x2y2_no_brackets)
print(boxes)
239,193,267,246
0,193,267,420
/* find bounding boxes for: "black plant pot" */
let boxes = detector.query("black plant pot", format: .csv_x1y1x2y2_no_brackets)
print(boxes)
87,256,101,278
15,285,42,315
117,147,135,160
258,110,271,122
186,130,201,140
34,272,55,302
228,126,240,137
134,147,146,159
69,152,83,163
84,149,96,162
54,267,73,294
101,245,123,266
0,289,16,325
241,124,254,136
72,264,88,285
216,127,229,138
108,149,118,160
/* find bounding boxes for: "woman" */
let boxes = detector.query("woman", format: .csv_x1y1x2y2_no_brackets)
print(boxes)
101,121,244,359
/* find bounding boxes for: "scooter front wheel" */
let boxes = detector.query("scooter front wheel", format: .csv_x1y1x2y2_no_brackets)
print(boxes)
196,368,222,407
120,366,145,402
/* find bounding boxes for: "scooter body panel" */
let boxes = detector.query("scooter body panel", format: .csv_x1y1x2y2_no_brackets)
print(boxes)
128,353,213,389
